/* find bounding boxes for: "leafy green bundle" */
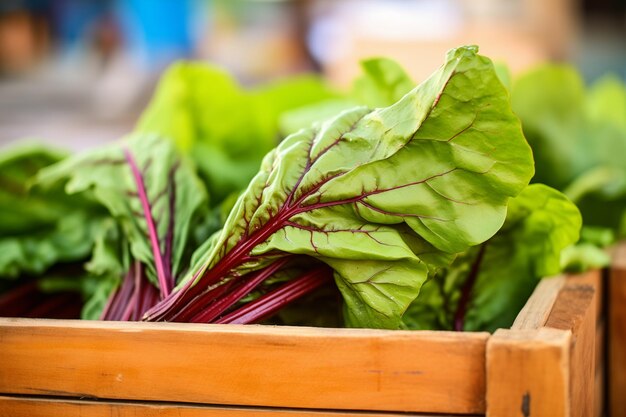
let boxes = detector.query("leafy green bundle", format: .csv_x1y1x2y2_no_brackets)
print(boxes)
0,46,584,332
141,45,541,328
0,66,339,320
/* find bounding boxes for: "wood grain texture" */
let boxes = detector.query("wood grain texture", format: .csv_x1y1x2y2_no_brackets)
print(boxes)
610,243,626,417
511,275,566,330
595,366,604,417
0,319,489,415
564,269,604,417
0,396,469,417
544,282,596,417
595,321,605,417
567,269,603,320
486,327,571,417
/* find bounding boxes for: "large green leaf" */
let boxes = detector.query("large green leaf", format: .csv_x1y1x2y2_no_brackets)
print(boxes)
148,46,534,329
37,134,208,297
404,184,581,332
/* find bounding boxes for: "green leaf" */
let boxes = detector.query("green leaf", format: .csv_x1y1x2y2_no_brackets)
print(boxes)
466,184,581,331
512,66,626,234
0,212,107,278
0,143,66,233
85,218,130,277
512,66,588,189
580,225,615,247
404,184,581,332
402,251,476,331
586,75,626,130
560,225,613,273
561,243,610,273
0,143,105,278
156,46,534,329
81,274,118,320
36,134,208,297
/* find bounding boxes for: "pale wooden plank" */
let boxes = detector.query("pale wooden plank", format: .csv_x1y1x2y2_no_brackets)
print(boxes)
0,319,489,415
486,327,571,417
0,396,470,417
511,275,566,330
610,243,626,417
545,283,596,417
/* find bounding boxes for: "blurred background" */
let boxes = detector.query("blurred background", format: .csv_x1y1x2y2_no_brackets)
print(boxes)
0,0,624,150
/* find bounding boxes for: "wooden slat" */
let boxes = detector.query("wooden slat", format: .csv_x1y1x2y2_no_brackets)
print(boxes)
595,367,604,417
610,243,626,417
595,321,605,417
567,268,604,417
545,283,596,417
0,318,489,415
487,278,598,417
486,327,571,417
511,275,566,330
565,270,605,417
595,320,605,380
0,396,472,417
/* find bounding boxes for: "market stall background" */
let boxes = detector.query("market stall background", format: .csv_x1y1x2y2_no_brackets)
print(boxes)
0,0,624,151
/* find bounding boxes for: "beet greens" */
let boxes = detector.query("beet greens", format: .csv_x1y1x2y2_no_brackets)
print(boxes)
143,45,534,328
5,45,588,331
37,134,209,319
403,184,581,332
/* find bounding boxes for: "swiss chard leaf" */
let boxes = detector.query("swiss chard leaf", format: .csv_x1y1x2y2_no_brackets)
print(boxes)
36,134,208,298
146,46,534,329
403,184,581,332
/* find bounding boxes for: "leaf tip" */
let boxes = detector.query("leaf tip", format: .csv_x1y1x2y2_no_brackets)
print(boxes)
447,45,480,61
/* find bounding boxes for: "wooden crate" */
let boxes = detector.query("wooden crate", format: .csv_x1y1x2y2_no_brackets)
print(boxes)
610,243,626,417
0,270,602,417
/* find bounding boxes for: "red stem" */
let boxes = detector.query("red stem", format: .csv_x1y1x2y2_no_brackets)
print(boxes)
119,262,142,321
187,258,290,323
124,148,171,298
168,280,236,322
453,244,487,332
215,266,332,325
